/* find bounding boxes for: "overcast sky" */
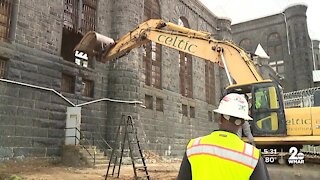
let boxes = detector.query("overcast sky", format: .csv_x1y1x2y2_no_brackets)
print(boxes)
199,0,320,41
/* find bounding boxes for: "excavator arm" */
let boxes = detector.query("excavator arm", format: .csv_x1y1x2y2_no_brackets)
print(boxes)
75,19,263,85
79,19,320,148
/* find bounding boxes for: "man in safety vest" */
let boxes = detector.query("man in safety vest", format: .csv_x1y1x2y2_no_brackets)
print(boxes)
178,93,269,180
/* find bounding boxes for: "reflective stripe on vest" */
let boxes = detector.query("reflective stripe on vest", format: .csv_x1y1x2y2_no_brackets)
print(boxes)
187,142,258,169
192,137,202,146
243,142,254,157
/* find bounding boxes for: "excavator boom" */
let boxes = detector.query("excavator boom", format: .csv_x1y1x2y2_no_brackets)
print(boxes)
75,19,320,164
75,19,263,84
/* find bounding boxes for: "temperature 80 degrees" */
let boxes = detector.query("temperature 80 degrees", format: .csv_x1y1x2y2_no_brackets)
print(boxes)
263,156,277,164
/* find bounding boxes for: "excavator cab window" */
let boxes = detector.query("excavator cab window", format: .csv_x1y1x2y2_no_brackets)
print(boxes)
226,82,286,136
253,87,277,131
250,83,286,136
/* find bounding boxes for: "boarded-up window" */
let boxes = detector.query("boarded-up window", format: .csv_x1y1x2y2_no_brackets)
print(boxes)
143,0,162,88
190,106,195,118
182,104,188,117
205,61,215,104
62,0,96,67
208,111,212,122
145,95,153,110
61,74,75,93
81,79,94,97
156,97,163,112
0,58,7,78
0,0,12,40
178,17,193,98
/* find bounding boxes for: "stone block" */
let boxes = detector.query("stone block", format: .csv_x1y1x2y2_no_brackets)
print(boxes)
33,91,52,102
32,127,48,137
32,137,62,147
13,147,46,157
0,105,18,115
0,136,33,147
47,129,64,138
16,107,37,118
0,115,15,125
15,126,33,136
0,125,15,136
0,147,13,158
18,99,35,108
46,147,61,156
49,111,65,121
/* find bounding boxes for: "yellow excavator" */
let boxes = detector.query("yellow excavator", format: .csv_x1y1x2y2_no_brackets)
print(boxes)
74,19,320,162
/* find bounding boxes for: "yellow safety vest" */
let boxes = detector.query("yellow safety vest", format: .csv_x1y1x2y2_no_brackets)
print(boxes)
187,131,260,180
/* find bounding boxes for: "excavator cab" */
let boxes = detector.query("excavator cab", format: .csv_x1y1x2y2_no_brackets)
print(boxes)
226,80,287,137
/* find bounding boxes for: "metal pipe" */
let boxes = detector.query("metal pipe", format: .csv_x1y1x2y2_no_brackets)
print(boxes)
311,41,316,70
281,12,291,55
76,98,142,107
0,78,76,106
219,51,233,85
0,78,143,107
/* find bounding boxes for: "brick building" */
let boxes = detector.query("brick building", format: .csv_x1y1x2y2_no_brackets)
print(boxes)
232,4,316,92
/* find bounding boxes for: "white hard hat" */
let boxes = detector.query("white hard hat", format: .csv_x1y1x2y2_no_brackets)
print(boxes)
213,93,252,120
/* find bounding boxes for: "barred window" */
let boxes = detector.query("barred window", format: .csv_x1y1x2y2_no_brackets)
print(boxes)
156,97,163,112
81,0,97,34
143,0,162,88
205,61,215,104
0,58,7,78
178,17,193,98
190,106,195,118
61,74,75,93
182,104,188,117
0,0,12,40
61,0,97,67
145,95,153,110
81,79,94,97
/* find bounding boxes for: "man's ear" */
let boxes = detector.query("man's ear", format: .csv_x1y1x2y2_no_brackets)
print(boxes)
234,119,243,126
239,120,245,126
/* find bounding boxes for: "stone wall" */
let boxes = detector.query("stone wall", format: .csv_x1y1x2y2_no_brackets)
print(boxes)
0,0,231,159
0,0,109,160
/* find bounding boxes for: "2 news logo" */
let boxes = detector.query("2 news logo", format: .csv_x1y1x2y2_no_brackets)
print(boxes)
288,147,304,164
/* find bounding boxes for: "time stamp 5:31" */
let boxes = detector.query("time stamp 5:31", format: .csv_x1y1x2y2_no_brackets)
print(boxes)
261,147,304,164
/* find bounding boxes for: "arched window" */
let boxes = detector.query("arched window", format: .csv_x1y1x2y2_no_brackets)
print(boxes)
267,32,284,76
143,0,162,88
239,38,252,52
178,17,193,98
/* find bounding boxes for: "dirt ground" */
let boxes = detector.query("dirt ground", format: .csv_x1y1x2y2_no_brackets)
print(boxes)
0,158,180,180
1,158,320,180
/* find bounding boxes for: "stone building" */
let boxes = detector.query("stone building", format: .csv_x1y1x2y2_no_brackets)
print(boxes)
0,0,236,159
232,4,315,92
2,0,317,160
